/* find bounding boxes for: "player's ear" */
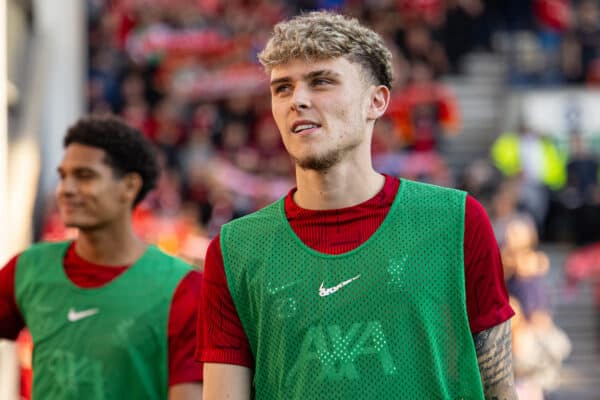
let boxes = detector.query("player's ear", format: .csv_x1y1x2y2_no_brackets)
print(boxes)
367,84,390,121
121,172,143,205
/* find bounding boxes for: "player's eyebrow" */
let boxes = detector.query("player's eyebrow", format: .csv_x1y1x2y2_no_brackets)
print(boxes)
270,69,341,87
57,166,98,175
270,76,291,88
304,70,341,81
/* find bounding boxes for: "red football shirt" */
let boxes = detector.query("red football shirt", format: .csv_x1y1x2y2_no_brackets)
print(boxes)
198,175,514,367
0,242,203,386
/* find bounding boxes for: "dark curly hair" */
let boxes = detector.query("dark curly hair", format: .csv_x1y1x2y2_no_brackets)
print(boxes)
64,114,159,206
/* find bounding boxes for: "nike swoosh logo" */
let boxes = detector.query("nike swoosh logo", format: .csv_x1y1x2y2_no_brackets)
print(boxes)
68,308,99,322
319,274,361,297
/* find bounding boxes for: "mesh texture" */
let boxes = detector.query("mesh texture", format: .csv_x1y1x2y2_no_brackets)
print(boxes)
15,242,190,400
222,179,484,399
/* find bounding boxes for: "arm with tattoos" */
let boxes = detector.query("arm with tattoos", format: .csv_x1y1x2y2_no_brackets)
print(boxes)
473,320,518,399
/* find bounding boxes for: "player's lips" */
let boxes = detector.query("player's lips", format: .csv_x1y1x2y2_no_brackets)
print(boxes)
59,201,84,211
291,120,321,135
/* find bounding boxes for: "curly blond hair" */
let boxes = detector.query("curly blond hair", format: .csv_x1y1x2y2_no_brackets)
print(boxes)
258,11,393,89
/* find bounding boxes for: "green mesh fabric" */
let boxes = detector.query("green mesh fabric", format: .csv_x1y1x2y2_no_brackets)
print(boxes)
221,179,484,399
15,241,191,400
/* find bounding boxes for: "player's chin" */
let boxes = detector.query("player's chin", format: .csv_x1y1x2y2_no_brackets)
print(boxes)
295,151,340,171
61,216,98,230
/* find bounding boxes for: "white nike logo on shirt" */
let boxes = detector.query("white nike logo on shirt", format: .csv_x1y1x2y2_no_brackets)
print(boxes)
319,274,361,297
67,307,99,322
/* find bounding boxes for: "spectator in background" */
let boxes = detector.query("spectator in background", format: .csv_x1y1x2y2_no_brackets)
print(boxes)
219,121,253,167
181,103,218,211
501,218,551,318
459,158,503,208
387,60,461,153
534,0,572,84
122,100,152,133
563,0,600,83
578,0,600,85
252,115,294,177
534,0,572,36
441,0,485,73
487,0,535,31
491,121,566,233
398,0,446,28
509,296,545,400
395,24,449,77
500,218,572,397
384,60,459,185
490,178,537,246
563,134,600,245
510,296,571,400
586,58,600,85
565,241,600,312
148,98,187,171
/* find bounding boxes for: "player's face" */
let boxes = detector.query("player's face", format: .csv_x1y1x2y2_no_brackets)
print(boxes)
56,143,131,230
270,57,378,171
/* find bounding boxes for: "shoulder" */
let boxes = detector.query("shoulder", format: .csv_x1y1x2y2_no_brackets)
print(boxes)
225,200,282,226
141,246,194,285
0,253,20,286
148,246,192,269
402,178,465,196
172,269,203,302
12,243,71,306
206,236,223,264
20,241,71,258
400,179,467,209
15,241,71,273
465,194,489,219
221,199,284,238
464,195,495,238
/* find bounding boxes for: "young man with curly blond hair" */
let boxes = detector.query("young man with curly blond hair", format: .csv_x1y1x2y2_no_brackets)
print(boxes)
198,11,516,400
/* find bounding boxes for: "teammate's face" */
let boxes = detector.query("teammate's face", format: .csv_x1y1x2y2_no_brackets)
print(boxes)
270,57,386,171
56,143,132,230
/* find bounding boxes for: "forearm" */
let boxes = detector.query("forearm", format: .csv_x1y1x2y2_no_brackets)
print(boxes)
473,320,518,400
169,383,202,400
203,363,252,400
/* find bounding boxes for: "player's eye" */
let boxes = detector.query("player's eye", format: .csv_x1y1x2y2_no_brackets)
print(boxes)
75,170,96,180
273,84,291,94
312,78,332,86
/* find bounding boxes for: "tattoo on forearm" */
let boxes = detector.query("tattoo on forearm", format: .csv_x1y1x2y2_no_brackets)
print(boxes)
473,320,517,400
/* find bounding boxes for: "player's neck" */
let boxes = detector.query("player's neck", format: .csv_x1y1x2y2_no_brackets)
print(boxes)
74,222,146,266
293,161,384,210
